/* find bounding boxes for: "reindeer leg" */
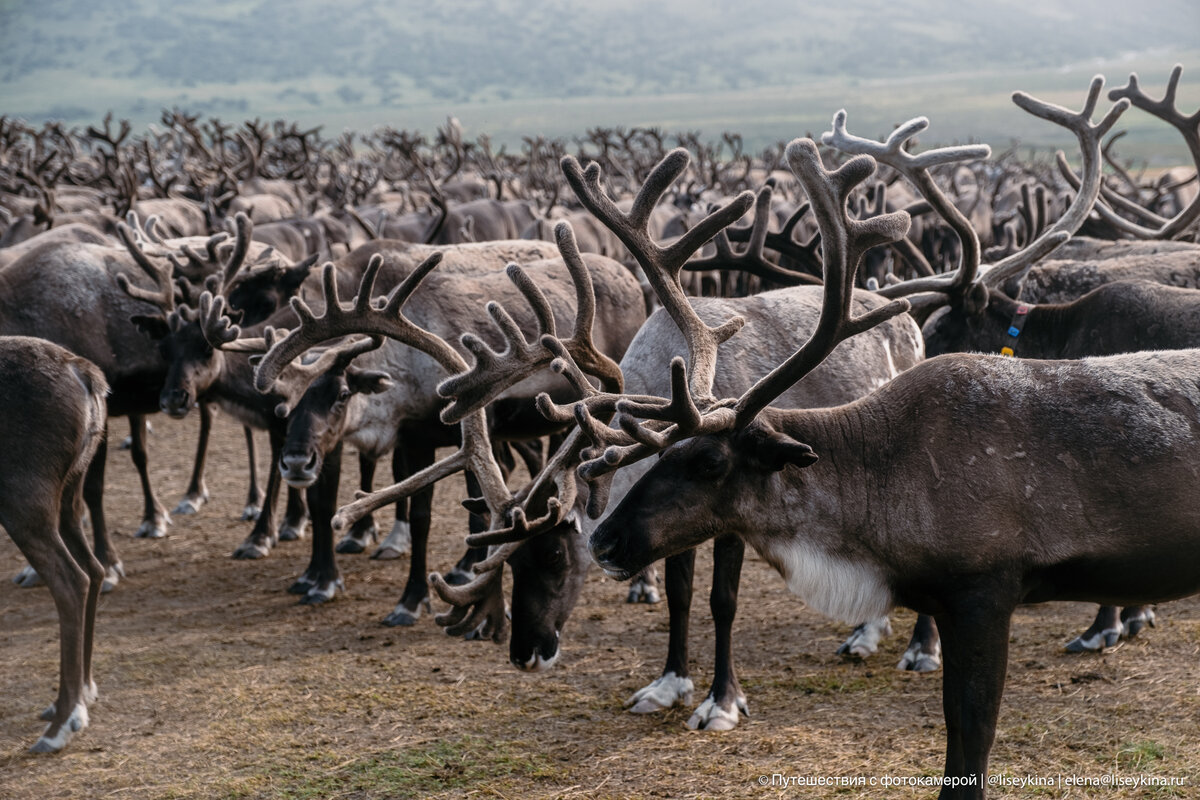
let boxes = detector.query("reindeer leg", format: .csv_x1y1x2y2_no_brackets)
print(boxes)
85,431,123,592
337,453,378,553
55,471,104,714
240,426,264,520
4,502,91,753
1065,605,1123,652
628,548,695,713
898,614,943,672
688,535,749,731
174,404,212,515
279,485,309,541
382,437,435,626
445,468,489,587
232,426,283,559
935,596,1015,800
129,414,170,538
292,442,344,604
1120,605,1156,638
373,445,411,559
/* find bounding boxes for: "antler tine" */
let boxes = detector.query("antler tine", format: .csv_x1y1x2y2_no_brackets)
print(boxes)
981,76,1130,284
1103,65,1200,239
685,183,823,286
562,149,752,402
254,251,463,396
196,291,241,348
732,140,912,427
115,220,175,313
217,212,254,297
437,221,625,424
823,110,989,299
570,142,913,479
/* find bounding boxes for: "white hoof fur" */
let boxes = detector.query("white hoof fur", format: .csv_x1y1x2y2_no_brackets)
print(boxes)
626,672,694,713
173,492,208,515
101,562,125,593
838,615,893,658
13,564,43,588
31,702,88,753
687,693,748,731
373,522,412,559
135,514,170,539
898,640,942,672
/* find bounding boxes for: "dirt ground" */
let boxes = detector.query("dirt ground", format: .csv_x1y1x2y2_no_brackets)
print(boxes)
2,410,1198,799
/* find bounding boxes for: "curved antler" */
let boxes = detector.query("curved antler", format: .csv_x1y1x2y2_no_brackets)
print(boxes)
822,110,990,300
1099,65,1200,239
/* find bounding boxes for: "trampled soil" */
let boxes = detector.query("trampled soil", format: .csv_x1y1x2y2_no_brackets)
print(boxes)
2,411,1198,799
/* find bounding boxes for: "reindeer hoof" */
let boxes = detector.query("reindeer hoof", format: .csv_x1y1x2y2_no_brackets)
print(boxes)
300,579,343,605
626,574,661,604
1122,608,1156,638
382,598,429,627
233,539,272,559
173,493,208,515
626,672,694,713
135,515,170,539
687,693,748,731
1065,626,1122,653
240,504,262,521
335,524,376,554
838,616,894,659
101,562,125,593
372,523,411,559
30,703,88,753
278,519,308,542
13,565,43,588
898,641,942,672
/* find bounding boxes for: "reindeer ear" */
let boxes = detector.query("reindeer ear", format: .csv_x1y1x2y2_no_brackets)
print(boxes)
955,280,990,317
130,314,170,340
346,368,393,395
742,426,819,472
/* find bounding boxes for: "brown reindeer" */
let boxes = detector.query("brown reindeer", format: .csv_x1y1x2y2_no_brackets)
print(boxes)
0,336,108,753
580,141,1200,798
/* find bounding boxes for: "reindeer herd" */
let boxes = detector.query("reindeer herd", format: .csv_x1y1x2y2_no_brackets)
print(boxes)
2,66,1199,798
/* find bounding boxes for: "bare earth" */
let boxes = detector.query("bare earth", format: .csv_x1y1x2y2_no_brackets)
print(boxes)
2,411,1198,799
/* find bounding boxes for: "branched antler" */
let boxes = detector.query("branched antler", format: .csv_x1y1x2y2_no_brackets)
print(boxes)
435,221,624,424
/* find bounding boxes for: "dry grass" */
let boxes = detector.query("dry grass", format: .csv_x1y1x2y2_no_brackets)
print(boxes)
2,413,1198,799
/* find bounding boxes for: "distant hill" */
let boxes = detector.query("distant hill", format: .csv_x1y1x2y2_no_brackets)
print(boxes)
2,0,1198,161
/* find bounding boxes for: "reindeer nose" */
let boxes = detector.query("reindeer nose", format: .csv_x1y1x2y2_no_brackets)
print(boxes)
280,450,320,486
160,389,191,418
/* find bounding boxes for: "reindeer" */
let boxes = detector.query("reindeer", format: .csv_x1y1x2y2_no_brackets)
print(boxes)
244,239,645,619
573,140,1200,798
1,336,108,753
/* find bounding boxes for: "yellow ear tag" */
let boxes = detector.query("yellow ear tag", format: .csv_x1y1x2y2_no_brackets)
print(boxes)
1000,347,1014,357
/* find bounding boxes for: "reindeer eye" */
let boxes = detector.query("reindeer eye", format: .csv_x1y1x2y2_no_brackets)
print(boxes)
337,389,351,403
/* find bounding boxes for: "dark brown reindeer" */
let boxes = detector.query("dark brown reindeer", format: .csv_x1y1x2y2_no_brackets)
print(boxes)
1,336,108,753
827,77,1200,655
582,140,1200,798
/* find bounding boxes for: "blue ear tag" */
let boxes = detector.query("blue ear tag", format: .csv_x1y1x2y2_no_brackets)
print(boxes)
1008,326,1021,337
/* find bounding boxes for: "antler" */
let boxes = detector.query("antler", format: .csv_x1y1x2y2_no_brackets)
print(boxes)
1099,65,1200,239
115,220,176,313
435,220,624,424
980,75,1127,285
567,140,911,491
254,252,464,399
821,110,990,300
684,182,823,286
561,148,754,404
